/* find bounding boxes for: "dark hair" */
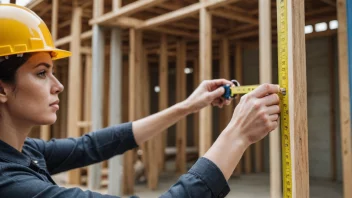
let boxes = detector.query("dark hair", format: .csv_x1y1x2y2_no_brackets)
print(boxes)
0,53,31,84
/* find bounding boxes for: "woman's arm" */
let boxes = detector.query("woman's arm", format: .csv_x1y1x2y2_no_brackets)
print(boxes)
160,83,281,197
30,79,233,174
133,79,234,145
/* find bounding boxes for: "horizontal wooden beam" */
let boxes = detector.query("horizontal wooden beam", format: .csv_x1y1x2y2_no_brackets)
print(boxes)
152,27,198,39
55,30,92,47
136,0,241,30
210,9,258,25
137,2,201,30
89,0,167,25
320,0,336,7
27,0,44,9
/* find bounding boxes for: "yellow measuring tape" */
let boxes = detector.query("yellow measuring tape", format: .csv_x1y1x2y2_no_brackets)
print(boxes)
277,0,292,197
222,1,292,197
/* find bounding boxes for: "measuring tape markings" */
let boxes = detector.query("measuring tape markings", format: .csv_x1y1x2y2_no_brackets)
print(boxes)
277,0,292,197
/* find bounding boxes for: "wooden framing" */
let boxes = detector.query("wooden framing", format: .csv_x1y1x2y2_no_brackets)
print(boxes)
219,38,231,133
158,34,168,172
193,58,200,149
67,4,82,185
234,43,243,176
287,0,309,197
25,0,348,196
175,39,187,174
259,0,281,197
198,0,212,156
337,0,352,197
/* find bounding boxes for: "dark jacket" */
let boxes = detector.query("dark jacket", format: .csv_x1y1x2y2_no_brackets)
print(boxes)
0,122,230,197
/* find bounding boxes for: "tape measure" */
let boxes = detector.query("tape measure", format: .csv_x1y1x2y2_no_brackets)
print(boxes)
222,0,292,197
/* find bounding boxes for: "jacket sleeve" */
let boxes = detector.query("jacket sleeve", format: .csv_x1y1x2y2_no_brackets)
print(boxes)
28,122,138,174
160,157,230,198
0,170,119,198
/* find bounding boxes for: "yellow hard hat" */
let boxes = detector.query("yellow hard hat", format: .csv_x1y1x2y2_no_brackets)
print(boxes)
0,3,71,60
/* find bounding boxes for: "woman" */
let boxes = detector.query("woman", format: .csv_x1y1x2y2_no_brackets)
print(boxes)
0,3,281,198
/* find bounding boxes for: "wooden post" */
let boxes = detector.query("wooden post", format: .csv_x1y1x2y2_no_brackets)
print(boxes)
286,0,309,197
67,4,82,185
40,125,50,141
199,0,212,156
235,44,250,174
219,39,232,132
88,0,105,190
260,0,281,197
144,49,158,190
124,28,141,195
107,27,123,196
51,0,58,41
84,54,92,134
60,66,68,138
112,0,122,11
193,58,200,149
337,0,352,197
176,39,187,174
233,44,244,175
158,34,168,171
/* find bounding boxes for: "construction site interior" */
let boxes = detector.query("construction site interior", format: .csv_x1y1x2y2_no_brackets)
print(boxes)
3,0,351,197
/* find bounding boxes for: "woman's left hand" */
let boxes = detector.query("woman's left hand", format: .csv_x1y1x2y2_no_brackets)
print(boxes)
182,79,235,113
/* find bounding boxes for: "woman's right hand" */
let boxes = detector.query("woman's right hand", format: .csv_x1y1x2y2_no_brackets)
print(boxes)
223,83,281,146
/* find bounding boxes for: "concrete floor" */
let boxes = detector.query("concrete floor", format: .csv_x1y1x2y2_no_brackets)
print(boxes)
62,172,342,198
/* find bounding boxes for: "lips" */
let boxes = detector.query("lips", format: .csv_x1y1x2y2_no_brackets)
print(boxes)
50,100,60,110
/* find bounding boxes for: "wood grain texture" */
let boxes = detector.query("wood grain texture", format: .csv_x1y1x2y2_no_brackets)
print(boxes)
176,39,187,174
337,0,352,197
67,6,82,185
199,4,212,156
193,58,200,149
288,0,309,197
158,34,168,171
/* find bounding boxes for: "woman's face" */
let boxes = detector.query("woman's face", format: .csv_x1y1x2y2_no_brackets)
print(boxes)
1,52,64,126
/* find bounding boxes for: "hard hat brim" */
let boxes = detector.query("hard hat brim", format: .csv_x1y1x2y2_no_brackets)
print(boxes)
0,48,71,61
50,48,72,60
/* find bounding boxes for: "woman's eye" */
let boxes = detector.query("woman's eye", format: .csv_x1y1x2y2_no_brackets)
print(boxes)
37,71,46,78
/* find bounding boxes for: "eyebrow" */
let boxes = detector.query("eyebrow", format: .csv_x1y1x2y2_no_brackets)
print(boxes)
34,62,52,69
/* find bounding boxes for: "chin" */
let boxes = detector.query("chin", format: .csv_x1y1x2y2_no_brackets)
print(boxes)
36,114,57,125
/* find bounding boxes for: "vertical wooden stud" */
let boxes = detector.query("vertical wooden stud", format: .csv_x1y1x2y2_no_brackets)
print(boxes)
67,4,82,185
219,39,232,132
124,28,141,195
233,43,243,176
260,0,281,196
176,39,187,174
51,0,58,41
159,34,168,171
337,0,352,197
199,1,213,156
286,0,309,197
193,58,200,149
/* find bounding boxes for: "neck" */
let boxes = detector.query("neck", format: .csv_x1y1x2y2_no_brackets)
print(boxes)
0,114,31,152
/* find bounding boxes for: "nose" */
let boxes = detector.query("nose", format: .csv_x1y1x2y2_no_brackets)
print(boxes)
51,76,64,95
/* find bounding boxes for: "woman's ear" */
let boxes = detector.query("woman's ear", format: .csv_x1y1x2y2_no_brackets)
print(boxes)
0,82,8,103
